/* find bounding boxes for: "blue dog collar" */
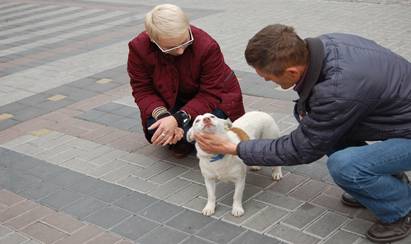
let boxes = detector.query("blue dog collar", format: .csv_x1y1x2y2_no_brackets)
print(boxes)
210,154,225,163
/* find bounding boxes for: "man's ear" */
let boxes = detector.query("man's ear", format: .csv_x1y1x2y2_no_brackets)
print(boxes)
186,127,195,142
285,65,305,83
224,118,232,130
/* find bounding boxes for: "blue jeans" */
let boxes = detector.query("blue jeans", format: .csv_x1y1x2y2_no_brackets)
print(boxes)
327,138,411,223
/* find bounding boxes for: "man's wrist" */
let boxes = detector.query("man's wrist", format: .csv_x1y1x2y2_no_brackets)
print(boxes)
228,143,238,155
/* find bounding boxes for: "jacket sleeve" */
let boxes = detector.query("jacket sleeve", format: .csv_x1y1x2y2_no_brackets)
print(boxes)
237,99,369,166
127,41,166,119
180,41,226,118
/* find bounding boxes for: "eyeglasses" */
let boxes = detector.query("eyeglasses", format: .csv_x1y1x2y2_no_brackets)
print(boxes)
151,28,194,53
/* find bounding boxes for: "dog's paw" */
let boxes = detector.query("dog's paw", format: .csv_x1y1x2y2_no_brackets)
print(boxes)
249,166,261,171
231,206,244,217
202,204,215,216
272,171,283,181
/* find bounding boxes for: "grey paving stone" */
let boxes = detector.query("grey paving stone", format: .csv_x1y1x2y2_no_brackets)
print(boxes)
133,161,173,180
96,113,125,126
230,230,282,244
84,206,132,229
267,173,308,194
196,220,246,244
253,191,303,211
46,169,90,188
222,200,267,225
111,105,139,118
110,117,138,131
95,103,125,113
0,148,42,171
138,226,188,244
112,215,159,241
305,212,349,238
139,200,184,223
46,86,97,101
323,230,361,244
242,206,289,233
62,197,109,220
117,176,157,193
198,182,234,201
148,178,190,200
288,179,328,201
118,152,158,168
342,218,373,236
166,183,204,206
66,175,102,195
220,184,262,206
89,181,133,203
180,169,205,185
1,171,42,194
0,119,19,131
11,106,44,121
281,203,326,230
25,162,66,179
34,99,75,112
0,102,26,114
0,225,13,237
149,165,188,184
245,172,275,188
0,232,29,244
267,224,320,244
39,188,83,210
113,192,157,213
19,181,60,201
77,109,106,122
180,236,214,244
166,210,215,234
184,197,230,219
311,194,359,217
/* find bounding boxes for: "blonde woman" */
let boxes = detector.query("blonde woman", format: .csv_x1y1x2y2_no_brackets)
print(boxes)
127,4,244,158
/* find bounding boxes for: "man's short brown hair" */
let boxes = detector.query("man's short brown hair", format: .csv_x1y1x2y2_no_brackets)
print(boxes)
245,24,308,76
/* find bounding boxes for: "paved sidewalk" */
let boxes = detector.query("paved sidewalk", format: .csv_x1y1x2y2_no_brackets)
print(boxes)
0,0,410,243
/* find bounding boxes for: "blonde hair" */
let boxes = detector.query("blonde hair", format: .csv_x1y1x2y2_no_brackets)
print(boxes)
144,4,189,42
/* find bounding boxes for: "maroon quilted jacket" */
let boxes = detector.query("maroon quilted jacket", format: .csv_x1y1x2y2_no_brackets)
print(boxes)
127,25,245,137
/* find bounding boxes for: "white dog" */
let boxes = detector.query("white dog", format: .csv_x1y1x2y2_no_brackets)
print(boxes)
187,111,282,217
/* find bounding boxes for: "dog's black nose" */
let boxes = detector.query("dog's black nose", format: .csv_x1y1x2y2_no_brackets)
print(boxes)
203,117,211,123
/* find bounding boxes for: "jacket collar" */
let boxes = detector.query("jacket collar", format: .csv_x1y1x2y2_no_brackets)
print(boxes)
295,37,325,116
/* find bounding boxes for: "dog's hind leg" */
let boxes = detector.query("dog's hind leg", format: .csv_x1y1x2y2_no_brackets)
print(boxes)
202,178,216,216
232,177,245,217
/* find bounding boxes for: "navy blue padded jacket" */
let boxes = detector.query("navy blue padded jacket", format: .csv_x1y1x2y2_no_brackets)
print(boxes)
237,33,411,166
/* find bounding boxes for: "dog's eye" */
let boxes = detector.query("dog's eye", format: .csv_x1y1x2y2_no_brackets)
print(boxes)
194,119,199,123
210,115,215,118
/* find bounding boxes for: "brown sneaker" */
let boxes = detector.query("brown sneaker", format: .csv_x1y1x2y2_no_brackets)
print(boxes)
366,212,411,243
169,143,194,159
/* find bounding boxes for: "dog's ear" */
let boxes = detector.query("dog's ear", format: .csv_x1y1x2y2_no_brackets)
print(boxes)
186,127,195,142
224,118,232,130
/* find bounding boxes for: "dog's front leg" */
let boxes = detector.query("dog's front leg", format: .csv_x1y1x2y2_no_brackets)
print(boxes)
232,177,245,216
272,166,283,180
202,177,216,216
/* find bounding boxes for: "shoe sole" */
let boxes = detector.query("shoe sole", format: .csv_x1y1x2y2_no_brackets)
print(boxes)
366,227,411,243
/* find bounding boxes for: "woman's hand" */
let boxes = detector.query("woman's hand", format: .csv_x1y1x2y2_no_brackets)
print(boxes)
149,116,179,146
170,127,184,144
194,132,238,155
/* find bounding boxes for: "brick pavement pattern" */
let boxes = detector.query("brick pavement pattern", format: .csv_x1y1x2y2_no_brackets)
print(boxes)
0,0,410,243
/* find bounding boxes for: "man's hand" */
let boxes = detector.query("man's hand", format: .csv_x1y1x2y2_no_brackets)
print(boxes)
149,116,179,146
194,132,237,155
